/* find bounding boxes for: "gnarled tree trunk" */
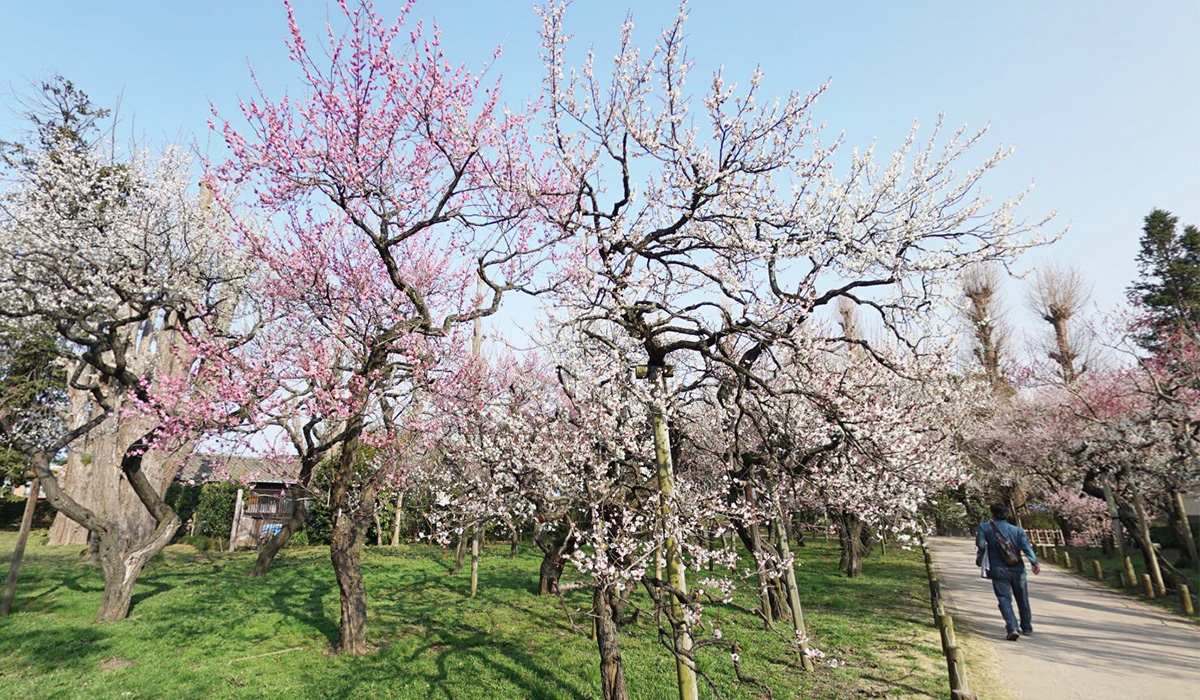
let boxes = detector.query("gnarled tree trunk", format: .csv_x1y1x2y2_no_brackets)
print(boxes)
248,499,307,577
1167,488,1198,571
594,587,630,700
535,522,575,595
838,511,864,578
327,419,375,655
31,432,182,622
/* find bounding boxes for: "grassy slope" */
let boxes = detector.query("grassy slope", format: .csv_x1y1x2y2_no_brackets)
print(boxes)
0,532,949,700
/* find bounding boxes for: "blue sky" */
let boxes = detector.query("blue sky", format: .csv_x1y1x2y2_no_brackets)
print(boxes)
2,0,1197,338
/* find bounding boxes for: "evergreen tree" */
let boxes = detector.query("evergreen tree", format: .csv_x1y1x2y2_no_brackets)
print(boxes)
1127,208,1200,350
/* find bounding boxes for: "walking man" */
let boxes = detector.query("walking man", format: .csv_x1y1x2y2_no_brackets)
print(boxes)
976,503,1040,641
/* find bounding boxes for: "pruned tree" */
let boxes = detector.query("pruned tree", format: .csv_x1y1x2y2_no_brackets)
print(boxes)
961,264,1012,393
1027,263,1092,384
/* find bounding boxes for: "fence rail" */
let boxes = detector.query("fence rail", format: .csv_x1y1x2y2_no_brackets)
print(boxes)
244,494,294,517
920,538,979,700
1025,529,1066,546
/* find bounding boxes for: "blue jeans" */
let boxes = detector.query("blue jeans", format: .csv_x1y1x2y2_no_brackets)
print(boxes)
990,567,1031,633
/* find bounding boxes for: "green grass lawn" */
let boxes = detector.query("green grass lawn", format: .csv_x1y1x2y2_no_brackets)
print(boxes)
0,532,949,700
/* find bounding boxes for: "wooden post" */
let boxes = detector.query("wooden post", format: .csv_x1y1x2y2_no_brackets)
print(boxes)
939,614,957,648
228,488,245,552
944,644,971,698
390,490,404,546
1180,585,1195,616
1123,556,1137,589
1115,570,1126,588
1074,556,1084,575
771,493,815,671
1091,560,1104,580
1062,550,1071,569
647,364,698,700
1,477,39,615
470,528,481,598
1142,573,1155,599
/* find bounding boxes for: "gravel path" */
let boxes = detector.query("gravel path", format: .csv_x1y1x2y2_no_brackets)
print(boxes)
926,536,1200,700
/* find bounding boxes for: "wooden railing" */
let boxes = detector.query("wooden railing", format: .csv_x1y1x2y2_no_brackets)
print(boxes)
244,494,294,516
920,538,978,700
1025,529,1065,546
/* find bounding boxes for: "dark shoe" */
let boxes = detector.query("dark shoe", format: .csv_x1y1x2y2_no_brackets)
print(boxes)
1020,628,1033,635
1006,631,1020,641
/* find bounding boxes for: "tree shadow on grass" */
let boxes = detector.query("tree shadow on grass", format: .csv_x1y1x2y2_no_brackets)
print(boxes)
421,630,595,700
264,569,340,647
0,624,111,673
129,575,176,610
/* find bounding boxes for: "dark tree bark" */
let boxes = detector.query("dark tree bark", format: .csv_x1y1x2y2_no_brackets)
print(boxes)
593,587,631,700
534,520,576,595
249,453,319,577
838,511,864,578
26,431,182,622
248,500,307,578
327,418,375,655
1167,488,1199,570
453,532,468,575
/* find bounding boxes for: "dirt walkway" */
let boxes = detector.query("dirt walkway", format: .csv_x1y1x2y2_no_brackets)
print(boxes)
926,536,1200,700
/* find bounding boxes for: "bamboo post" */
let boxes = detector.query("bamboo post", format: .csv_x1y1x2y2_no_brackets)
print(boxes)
390,490,404,546
1123,556,1137,589
469,528,481,598
228,488,245,552
1180,585,1195,616
1142,573,1155,599
1,477,39,615
770,494,815,672
646,364,698,700
1091,560,1104,580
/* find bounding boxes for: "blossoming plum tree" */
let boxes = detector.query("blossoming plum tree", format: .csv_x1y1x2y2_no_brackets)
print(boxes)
537,3,1050,696
210,0,554,654
0,113,242,621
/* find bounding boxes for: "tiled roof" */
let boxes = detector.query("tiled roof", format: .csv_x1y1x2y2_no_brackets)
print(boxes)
175,454,301,485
